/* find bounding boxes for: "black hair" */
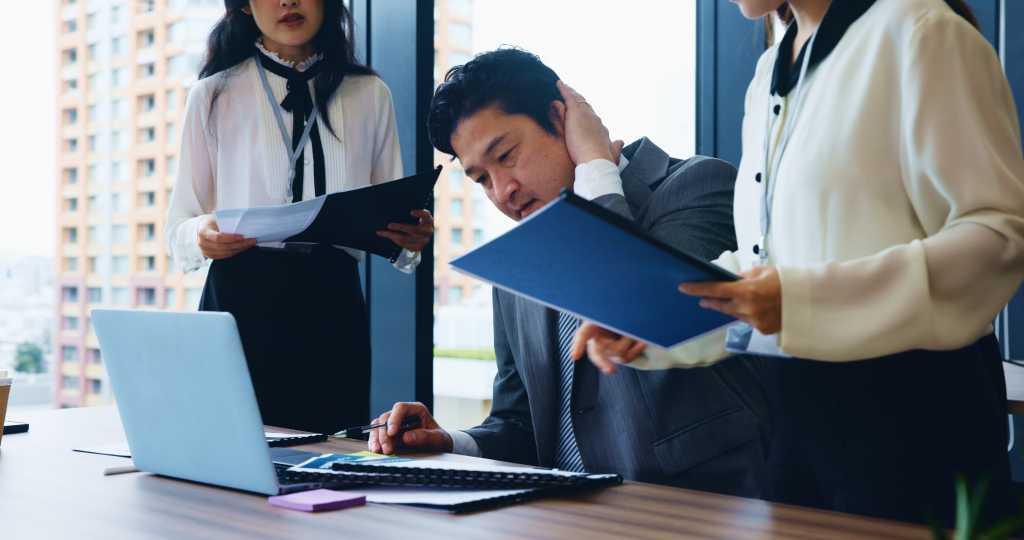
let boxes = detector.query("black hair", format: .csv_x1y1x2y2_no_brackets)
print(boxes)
427,47,562,156
199,0,374,137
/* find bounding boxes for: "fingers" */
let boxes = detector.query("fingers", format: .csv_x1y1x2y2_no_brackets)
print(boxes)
385,222,432,236
610,140,625,163
678,280,736,300
377,230,429,252
571,323,605,360
556,80,586,107
586,339,619,375
624,340,647,362
410,209,434,224
367,411,390,453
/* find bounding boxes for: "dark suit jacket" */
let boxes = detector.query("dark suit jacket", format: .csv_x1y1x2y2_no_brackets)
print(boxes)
463,138,769,497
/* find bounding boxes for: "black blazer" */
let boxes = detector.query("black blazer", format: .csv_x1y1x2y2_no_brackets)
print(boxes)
464,138,769,497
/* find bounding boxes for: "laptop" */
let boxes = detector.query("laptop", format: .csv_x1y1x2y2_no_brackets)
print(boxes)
91,309,331,495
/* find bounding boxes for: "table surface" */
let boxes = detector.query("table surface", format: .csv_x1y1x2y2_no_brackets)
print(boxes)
0,406,936,540
1006,363,1024,416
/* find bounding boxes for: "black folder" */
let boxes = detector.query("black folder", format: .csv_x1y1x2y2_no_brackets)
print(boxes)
286,166,441,262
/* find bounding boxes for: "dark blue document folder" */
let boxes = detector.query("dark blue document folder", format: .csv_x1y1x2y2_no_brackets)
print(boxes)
450,191,738,348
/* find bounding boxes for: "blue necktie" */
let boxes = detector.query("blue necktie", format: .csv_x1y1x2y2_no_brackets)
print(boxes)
554,311,586,472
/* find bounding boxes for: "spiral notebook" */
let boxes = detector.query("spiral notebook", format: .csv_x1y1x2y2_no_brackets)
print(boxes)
284,454,623,490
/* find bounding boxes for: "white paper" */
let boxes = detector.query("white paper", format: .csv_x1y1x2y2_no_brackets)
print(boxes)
356,486,534,506
215,196,326,243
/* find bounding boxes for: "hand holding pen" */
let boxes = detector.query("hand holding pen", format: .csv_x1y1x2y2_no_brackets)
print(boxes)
365,402,453,455
333,415,422,439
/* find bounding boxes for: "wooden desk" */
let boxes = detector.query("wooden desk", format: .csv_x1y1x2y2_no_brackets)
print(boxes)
0,407,933,540
1006,363,1024,415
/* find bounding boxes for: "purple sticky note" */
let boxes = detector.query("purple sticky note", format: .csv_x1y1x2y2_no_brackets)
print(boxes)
268,489,366,512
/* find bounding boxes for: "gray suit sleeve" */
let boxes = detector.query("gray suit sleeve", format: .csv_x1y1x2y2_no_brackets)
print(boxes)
644,157,738,260
461,290,538,465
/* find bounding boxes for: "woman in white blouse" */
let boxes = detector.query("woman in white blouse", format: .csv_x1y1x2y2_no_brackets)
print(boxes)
571,0,1024,526
166,0,433,434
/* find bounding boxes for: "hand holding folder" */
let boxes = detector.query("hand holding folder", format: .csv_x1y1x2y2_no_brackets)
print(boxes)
216,167,441,262
451,190,739,348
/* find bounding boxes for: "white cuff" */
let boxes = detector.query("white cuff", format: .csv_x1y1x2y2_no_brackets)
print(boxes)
449,430,483,457
392,248,421,274
573,159,624,200
173,214,213,273
626,327,733,370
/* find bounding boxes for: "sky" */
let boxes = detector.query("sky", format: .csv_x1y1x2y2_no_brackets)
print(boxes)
0,1,56,257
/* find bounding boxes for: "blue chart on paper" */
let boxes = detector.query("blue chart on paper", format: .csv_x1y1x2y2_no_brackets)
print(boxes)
450,192,737,348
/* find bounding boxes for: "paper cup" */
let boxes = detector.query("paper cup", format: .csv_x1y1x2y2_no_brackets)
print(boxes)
0,370,10,447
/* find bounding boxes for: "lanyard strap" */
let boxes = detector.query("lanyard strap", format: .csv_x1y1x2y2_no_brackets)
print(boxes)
255,53,319,196
758,26,822,263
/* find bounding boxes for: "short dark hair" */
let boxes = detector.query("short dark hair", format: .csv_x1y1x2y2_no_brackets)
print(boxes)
427,48,562,156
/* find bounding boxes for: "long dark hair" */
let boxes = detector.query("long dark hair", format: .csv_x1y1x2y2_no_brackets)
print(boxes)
199,0,374,137
764,0,979,47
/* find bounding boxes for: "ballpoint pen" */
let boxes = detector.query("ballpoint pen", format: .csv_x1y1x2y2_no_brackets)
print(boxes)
332,416,422,439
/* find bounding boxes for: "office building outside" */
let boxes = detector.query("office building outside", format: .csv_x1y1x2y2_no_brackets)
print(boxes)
54,0,220,408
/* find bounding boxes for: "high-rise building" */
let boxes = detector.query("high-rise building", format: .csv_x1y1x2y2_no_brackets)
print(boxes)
432,0,494,316
53,0,221,408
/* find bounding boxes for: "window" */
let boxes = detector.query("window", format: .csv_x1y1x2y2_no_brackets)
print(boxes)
62,346,79,362
138,126,156,143
87,194,98,213
448,167,465,191
185,288,202,309
88,164,99,182
63,167,78,185
66,138,79,152
164,287,177,307
112,98,126,119
111,67,127,87
137,287,157,305
165,89,177,111
112,192,127,211
87,256,97,273
86,43,97,60
111,287,130,305
139,191,156,207
111,35,125,55
65,257,78,272
86,12,97,31
63,316,80,331
63,227,78,244
111,160,124,180
139,223,156,241
137,29,156,48
65,197,78,212
139,93,156,112
430,1,698,429
63,47,78,66
111,224,129,243
139,158,157,177
449,23,472,50
89,379,103,394
111,255,129,274
140,256,157,272
62,376,80,390
138,62,156,79
63,78,79,92
87,134,97,152
63,108,78,125
87,348,102,364
88,287,103,303
166,122,176,144
166,156,178,176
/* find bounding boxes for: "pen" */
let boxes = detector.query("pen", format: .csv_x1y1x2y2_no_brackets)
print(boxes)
333,416,421,438
103,465,140,476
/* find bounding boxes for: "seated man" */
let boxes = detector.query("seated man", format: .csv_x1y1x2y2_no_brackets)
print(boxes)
370,48,767,496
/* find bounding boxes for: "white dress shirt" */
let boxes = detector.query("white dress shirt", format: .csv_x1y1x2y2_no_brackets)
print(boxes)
167,46,420,273
640,0,1024,368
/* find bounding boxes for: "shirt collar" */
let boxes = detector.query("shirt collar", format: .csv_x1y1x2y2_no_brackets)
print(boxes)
255,39,323,73
770,0,876,97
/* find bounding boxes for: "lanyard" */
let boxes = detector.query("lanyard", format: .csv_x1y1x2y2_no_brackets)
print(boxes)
254,53,319,200
758,27,821,263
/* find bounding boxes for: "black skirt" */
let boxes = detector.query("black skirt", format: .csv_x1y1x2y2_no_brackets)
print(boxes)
199,245,370,435
758,334,1011,527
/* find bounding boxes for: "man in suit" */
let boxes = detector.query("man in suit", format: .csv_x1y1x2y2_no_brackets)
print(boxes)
369,48,767,496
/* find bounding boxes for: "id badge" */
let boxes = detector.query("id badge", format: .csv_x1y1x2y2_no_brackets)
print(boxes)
725,323,791,358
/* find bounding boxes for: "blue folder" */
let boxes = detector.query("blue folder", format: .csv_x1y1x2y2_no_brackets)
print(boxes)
450,191,738,348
